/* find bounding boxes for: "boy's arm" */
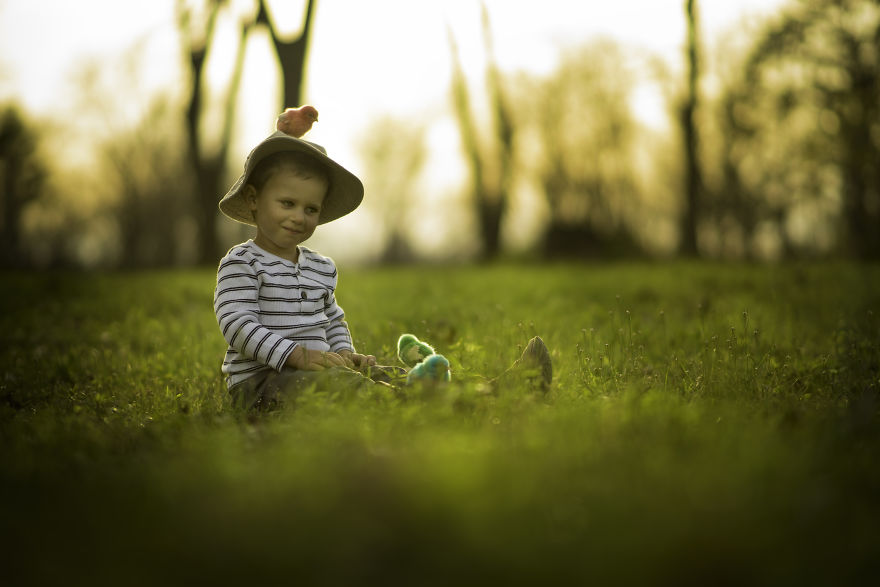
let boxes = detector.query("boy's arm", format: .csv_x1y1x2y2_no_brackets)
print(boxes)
322,282,375,369
323,290,355,355
213,259,298,372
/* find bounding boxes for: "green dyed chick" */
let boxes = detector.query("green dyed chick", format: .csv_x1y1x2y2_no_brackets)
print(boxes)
406,354,451,384
397,333,435,367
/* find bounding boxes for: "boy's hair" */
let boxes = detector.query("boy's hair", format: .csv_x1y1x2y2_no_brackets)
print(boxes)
247,151,330,194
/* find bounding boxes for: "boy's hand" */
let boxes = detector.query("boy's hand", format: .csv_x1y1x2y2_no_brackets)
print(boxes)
339,349,377,371
286,345,348,371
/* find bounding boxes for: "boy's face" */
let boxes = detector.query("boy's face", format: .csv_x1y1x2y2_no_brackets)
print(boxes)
245,167,328,262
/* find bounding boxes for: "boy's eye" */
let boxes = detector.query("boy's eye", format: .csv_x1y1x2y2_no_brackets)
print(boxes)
306,207,320,214
280,200,294,207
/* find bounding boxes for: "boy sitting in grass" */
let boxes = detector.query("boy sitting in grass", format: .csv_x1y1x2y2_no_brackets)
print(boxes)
213,116,551,411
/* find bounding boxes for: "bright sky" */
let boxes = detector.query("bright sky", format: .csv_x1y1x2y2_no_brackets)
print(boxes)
0,0,787,261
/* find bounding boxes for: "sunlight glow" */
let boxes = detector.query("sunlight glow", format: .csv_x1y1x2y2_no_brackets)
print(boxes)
0,0,789,262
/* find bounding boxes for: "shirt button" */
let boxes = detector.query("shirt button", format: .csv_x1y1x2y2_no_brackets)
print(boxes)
301,291,307,300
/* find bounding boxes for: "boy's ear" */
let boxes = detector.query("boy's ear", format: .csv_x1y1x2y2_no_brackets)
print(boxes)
244,185,258,211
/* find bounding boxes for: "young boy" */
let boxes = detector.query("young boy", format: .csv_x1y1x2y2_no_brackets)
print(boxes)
214,125,552,411
214,129,391,410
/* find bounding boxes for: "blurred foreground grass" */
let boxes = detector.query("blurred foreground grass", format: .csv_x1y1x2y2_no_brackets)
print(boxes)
1,262,878,585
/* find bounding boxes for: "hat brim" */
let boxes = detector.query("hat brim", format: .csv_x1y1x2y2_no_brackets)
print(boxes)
219,131,364,226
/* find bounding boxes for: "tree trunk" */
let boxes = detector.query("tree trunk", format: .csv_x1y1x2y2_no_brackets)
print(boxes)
481,2,514,260
446,4,515,261
0,108,43,268
179,0,252,265
478,196,504,259
679,0,702,256
841,42,880,260
257,0,316,108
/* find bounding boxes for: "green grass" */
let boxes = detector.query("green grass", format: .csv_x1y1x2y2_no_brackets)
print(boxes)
1,262,878,585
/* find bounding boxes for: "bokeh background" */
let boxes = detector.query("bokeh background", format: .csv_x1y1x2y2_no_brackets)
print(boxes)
1,0,877,268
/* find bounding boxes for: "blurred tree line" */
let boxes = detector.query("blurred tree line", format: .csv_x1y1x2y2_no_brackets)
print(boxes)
0,0,877,268
715,0,880,260
0,0,314,268
444,0,879,260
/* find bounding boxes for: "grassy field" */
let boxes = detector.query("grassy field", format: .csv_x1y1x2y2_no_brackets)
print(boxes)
1,262,878,585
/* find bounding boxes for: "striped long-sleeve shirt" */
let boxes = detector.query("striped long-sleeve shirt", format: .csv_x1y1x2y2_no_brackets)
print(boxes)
213,240,355,389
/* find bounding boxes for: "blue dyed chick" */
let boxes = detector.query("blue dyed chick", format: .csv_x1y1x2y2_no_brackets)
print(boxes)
406,354,451,384
397,334,436,367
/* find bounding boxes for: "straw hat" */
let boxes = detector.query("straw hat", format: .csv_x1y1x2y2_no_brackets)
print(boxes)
219,130,364,226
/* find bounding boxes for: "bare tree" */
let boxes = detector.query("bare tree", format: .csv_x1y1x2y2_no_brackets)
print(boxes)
679,0,703,256
479,3,515,260
525,41,642,258
0,105,46,268
256,0,317,108
447,3,517,260
177,0,317,264
749,0,879,259
717,0,880,259
101,98,193,267
177,0,254,264
357,116,426,263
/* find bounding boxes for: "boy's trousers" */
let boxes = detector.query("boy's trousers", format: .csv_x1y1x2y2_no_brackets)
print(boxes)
229,365,406,411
